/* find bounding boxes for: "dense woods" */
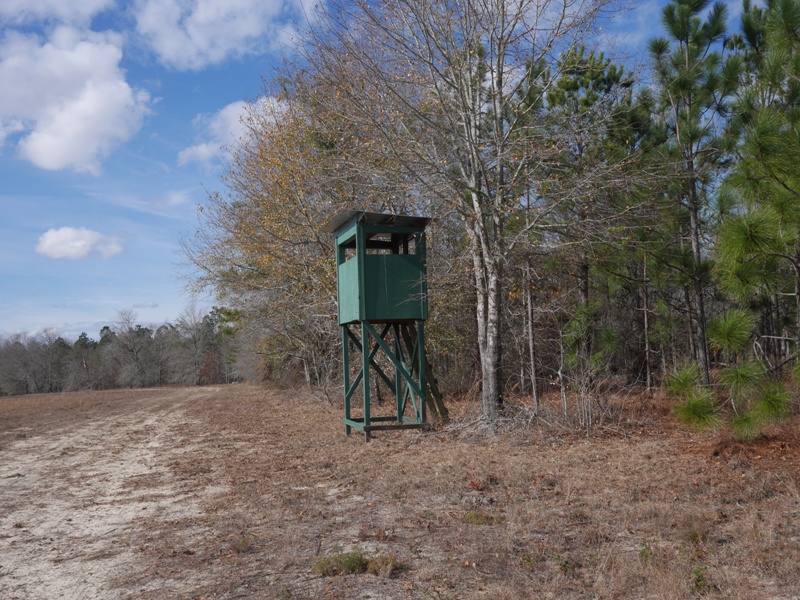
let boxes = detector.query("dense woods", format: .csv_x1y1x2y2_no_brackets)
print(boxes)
7,0,800,440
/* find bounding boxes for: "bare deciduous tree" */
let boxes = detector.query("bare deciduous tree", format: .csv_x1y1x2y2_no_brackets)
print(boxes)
296,0,622,419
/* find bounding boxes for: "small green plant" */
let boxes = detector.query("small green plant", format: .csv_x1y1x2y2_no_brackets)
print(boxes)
519,552,541,570
553,554,576,574
463,509,505,525
311,546,369,576
690,565,712,594
312,547,404,578
639,539,655,566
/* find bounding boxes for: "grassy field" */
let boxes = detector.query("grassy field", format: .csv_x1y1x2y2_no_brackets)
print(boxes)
1,384,799,599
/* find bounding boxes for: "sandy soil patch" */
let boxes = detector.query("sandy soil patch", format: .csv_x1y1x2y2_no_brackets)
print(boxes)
0,388,225,599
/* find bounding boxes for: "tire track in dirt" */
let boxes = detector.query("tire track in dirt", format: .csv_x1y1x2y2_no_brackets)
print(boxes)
0,387,224,600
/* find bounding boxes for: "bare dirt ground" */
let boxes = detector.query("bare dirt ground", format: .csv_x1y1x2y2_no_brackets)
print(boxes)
1,385,800,599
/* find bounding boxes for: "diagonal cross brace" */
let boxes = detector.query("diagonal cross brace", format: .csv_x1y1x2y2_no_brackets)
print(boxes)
363,321,425,401
344,324,396,400
392,324,421,420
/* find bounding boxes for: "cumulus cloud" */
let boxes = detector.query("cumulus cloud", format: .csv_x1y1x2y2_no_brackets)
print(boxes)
178,100,247,166
0,0,114,25
36,227,123,260
0,27,151,175
134,0,311,70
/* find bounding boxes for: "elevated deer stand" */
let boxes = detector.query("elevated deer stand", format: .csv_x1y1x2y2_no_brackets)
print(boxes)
321,211,431,440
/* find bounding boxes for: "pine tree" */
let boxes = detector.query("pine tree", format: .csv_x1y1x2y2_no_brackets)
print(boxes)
649,0,741,384
722,0,800,353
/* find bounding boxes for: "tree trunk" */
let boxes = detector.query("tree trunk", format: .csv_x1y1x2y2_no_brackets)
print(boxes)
687,175,710,385
468,194,504,421
771,294,781,362
524,261,539,412
643,254,652,390
684,285,697,366
579,254,591,356
795,248,800,351
479,265,504,420
558,334,568,418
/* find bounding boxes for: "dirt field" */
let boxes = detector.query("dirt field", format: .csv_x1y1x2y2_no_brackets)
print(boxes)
1,385,799,599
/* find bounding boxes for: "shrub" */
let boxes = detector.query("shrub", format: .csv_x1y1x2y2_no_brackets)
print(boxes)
312,547,406,578
311,547,369,576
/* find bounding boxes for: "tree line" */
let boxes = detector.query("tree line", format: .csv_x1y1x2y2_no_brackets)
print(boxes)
0,307,253,396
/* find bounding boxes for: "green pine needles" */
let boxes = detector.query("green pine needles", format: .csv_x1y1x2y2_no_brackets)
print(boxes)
667,307,794,440
706,310,757,360
718,360,764,410
668,364,721,431
673,386,722,431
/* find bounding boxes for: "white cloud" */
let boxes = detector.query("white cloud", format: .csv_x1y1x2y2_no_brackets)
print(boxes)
0,0,114,25
36,227,123,260
166,189,192,205
134,0,311,70
0,27,151,175
133,301,159,309
178,100,247,166
177,141,220,166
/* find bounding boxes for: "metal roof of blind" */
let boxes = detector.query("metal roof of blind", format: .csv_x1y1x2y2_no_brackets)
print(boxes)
320,210,430,233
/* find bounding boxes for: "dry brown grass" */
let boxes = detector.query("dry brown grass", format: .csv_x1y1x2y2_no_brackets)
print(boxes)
1,384,799,599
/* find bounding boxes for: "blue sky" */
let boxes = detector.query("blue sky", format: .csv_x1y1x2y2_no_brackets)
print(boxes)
0,0,737,342
0,0,312,340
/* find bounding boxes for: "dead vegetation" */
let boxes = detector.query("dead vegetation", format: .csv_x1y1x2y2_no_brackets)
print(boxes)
1,385,799,599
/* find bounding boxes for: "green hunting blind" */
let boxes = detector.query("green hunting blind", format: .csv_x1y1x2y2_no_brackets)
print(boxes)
321,210,434,439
